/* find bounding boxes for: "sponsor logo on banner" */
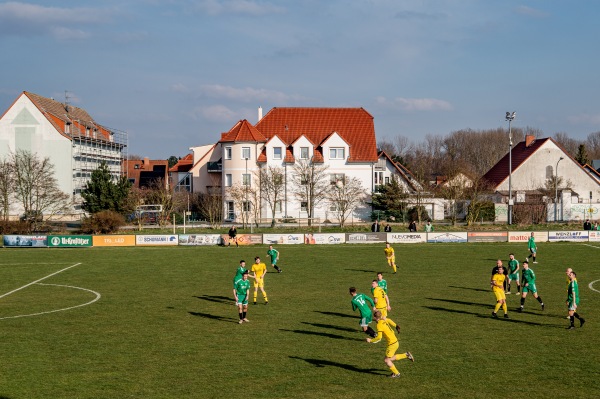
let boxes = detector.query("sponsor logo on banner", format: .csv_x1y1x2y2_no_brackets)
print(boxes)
305,233,345,244
467,232,508,243
136,235,179,246
386,233,426,244
508,231,548,243
346,233,387,244
179,234,221,245
220,234,262,245
548,231,589,242
3,235,47,247
427,232,468,243
92,235,136,247
48,235,92,247
263,234,304,245
589,231,600,242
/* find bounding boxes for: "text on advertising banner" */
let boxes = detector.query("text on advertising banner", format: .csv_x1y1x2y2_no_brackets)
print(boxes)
48,235,92,247
427,232,468,243
346,232,388,244
179,234,221,245
386,233,426,244
467,232,508,243
92,235,136,247
548,231,589,242
220,234,262,245
3,235,47,247
304,233,345,244
262,234,304,245
508,231,549,242
135,235,179,246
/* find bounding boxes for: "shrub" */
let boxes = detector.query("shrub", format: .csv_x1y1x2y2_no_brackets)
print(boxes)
80,210,125,234
0,220,32,235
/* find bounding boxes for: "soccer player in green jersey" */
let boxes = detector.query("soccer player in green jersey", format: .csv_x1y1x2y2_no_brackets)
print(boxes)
234,271,251,324
566,271,585,329
366,310,414,378
376,272,388,294
526,232,538,263
232,260,248,288
349,287,377,338
267,245,282,273
518,261,544,312
507,253,521,294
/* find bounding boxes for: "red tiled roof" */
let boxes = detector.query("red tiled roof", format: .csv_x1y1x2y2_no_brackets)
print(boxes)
378,151,419,191
284,148,295,163
169,153,193,172
219,119,267,143
254,107,378,163
482,138,551,187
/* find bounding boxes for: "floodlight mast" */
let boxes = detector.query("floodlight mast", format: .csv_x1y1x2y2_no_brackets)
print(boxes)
554,157,564,221
505,112,516,225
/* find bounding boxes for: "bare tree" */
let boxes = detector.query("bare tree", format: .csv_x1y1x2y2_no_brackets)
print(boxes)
227,183,250,228
290,159,329,226
143,178,185,227
256,166,285,227
11,150,71,229
0,159,14,221
585,131,600,160
465,178,494,226
553,132,580,157
326,176,367,227
195,189,223,229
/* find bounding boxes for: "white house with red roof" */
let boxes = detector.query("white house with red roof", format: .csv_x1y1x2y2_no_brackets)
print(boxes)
0,91,127,216
483,135,600,221
174,107,424,223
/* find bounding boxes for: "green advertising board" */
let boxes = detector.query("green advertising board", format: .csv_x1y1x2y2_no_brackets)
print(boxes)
48,235,93,248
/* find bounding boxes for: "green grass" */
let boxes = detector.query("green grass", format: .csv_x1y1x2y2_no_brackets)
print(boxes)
0,243,599,398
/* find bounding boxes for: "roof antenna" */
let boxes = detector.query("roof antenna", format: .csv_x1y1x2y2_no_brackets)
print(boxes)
64,90,71,113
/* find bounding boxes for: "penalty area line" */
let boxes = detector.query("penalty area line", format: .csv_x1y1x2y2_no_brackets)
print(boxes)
589,280,600,294
0,262,82,300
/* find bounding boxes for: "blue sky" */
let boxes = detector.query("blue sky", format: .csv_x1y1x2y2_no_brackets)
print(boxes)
1,0,599,159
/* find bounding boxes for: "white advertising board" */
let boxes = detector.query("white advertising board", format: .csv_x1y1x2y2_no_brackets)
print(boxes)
305,233,345,244
548,231,589,242
386,233,426,244
179,234,221,246
262,234,304,245
589,231,600,242
426,232,468,243
508,231,549,243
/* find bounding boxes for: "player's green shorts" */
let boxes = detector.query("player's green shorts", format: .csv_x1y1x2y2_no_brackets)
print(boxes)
508,273,519,281
236,295,248,306
271,258,278,265
359,313,373,327
568,301,578,311
522,283,537,294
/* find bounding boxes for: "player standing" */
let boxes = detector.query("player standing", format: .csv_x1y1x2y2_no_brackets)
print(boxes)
526,232,537,263
507,253,521,294
228,225,239,247
232,260,248,288
366,310,414,378
491,259,508,292
349,287,377,338
376,272,388,294
233,271,251,324
266,245,282,273
383,242,397,273
490,265,509,318
250,256,269,305
566,271,585,329
371,280,401,333
518,261,544,312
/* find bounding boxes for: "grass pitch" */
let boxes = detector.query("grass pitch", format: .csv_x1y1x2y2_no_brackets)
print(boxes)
0,242,599,398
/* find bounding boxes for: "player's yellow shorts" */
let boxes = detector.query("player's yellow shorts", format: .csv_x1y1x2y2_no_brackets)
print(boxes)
253,278,264,288
376,306,388,318
493,288,506,301
387,256,395,264
386,341,399,358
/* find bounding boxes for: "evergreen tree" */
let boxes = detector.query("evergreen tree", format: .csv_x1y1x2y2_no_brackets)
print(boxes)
575,144,589,165
81,162,131,214
371,175,409,221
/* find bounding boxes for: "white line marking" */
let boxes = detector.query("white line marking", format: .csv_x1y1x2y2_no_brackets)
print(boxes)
0,262,82,300
589,280,600,294
0,283,101,320
582,244,600,249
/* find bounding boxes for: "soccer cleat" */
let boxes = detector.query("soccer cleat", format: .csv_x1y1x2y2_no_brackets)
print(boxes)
541,304,545,311
580,319,586,328
533,261,538,264
504,314,509,319
491,312,498,318
239,320,244,324
517,307,523,313
395,325,401,334
406,352,414,362
566,325,575,330
516,292,520,295
265,301,268,305
388,373,401,378
243,318,249,323
253,302,257,305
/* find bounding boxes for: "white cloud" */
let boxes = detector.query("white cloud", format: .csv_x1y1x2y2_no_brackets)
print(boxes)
192,0,285,16
568,113,600,126
199,84,300,103
515,6,549,18
191,104,237,122
376,96,453,112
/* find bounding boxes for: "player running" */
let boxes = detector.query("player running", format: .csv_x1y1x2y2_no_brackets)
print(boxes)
250,256,269,305
491,265,509,319
371,280,401,333
266,245,282,273
349,287,377,338
566,271,585,330
526,232,538,263
507,253,521,294
233,271,251,324
366,310,414,378
383,242,397,273
518,261,544,312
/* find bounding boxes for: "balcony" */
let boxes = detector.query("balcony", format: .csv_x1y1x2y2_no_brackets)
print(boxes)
207,160,222,172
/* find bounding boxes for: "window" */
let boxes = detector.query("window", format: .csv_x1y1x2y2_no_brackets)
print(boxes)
242,174,251,186
300,202,308,212
275,201,282,212
226,201,234,220
546,165,553,180
225,146,232,160
273,147,282,160
225,174,232,187
329,148,345,159
374,172,384,186
329,203,339,212
385,176,390,184
330,173,345,186
242,147,251,160
243,201,252,212
300,147,309,159
134,164,140,169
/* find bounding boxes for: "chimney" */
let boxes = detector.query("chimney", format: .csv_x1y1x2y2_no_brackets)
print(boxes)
143,157,149,167
525,135,535,147
258,106,263,122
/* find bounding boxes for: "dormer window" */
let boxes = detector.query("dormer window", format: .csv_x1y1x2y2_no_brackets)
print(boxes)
273,147,282,160
329,148,345,160
300,147,309,159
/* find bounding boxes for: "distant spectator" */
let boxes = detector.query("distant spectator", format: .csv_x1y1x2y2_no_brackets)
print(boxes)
408,221,417,232
594,222,599,231
228,225,239,247
371,220,380,232
583,219,592,231
425,221,434,232
384,223,392,232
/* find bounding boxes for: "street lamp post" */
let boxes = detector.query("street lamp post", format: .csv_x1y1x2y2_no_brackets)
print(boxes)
245,157,249,229
554,157,564,222
505,112,516,225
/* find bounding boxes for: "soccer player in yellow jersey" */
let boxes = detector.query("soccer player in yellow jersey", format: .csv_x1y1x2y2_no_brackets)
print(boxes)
371,280,401,334
366,310,414,378
250,256,269,305
491,265,509,319
383,242,397,273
